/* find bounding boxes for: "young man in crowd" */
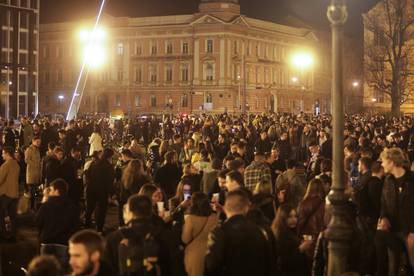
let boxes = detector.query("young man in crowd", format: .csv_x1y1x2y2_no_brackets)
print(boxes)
244,151,272,192
104,194,169,275
25,136,42,210
0,147,20,240
36,178,80,246
69,230,114,276
379,148,414,275
205,190,276,276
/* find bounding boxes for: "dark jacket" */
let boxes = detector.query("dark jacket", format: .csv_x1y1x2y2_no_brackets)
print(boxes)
275,139,292,161
44,156,62,185
3,127,17,149
255,138,272,154
214,142,229,161
381,171,414,234
320,139,332,160
120,174,152,202
205,214,274,276
88,159,115,197
60,156,83,203
35,196,80,245
275,229,309,276
104,217,170,275
354,172,383,222
154,163,182,199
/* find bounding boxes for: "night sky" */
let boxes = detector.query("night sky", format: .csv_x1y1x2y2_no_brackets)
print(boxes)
40,0,380,37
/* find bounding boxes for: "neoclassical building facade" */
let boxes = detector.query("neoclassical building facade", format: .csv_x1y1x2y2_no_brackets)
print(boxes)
39,0,352,115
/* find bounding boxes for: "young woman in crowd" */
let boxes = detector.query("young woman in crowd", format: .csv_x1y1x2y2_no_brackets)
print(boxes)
272,204,311,276
181,192,218,276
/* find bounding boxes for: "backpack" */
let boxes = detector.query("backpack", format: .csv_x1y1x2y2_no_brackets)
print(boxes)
118,227,161,276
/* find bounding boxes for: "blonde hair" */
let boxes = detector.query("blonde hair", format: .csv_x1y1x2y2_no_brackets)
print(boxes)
254,180,272,195
380,147,409,168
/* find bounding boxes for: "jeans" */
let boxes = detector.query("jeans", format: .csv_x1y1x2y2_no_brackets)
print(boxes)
0,195,18,238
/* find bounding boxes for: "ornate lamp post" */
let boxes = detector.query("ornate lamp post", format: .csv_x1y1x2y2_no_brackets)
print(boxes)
326,1,353,275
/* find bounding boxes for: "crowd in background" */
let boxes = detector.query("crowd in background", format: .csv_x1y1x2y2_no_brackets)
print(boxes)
0,112,413,276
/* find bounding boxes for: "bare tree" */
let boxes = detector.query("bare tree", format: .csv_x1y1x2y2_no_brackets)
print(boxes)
364,0,414,115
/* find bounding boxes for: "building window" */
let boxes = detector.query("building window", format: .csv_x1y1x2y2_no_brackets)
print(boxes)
45,95,49,107
85,96,90,107
20,13,28,28
207,39,213,53
57,70,63,83
135,44,142,55
135,68,142,83
20,32,28,50
205,93,213,103
182,42,188,54
117,43,124,56
56,45,62,58
19,74,26,91
44,71,50,84
135,95,140,107
151,42,157,55
115,94,121,107
150,66,157,83
150,95,157,107
374,89,385,103
206,63,213,81
117,70,123,82
166,66,173,82
255,45,259,56
166,43,173,54
181,94,188,107
181,64,189,82
43,45,49,59
234,40,238,54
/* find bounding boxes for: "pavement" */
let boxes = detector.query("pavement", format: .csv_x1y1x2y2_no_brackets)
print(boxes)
0,205,119,276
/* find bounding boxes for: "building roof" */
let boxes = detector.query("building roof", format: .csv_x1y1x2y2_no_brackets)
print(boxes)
40,11,317,41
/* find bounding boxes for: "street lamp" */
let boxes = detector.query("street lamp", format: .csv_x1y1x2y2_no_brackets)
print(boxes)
78,27,107,69
291,52,314,112
352,81,359,87
326,0,352,276
58,94,64,111
291,52,314,71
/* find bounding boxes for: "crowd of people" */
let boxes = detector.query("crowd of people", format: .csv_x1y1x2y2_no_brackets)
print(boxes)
0,112,413,276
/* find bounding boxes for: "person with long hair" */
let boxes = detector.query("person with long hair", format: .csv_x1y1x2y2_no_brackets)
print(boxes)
154,151,182,199
138,183,165,216
88,126,103,157
272,204,311,276
182,192,218,276
297,178,326,239
119,159,151,225
168,178,192,213
181,163,202,193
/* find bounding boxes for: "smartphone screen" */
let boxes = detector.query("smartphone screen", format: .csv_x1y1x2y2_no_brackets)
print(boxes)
184,192,191,201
